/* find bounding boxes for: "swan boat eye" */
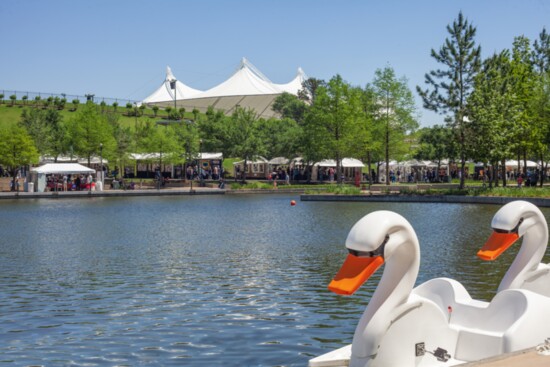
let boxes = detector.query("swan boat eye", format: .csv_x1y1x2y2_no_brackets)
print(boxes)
348,235,389,258
494,217,524,234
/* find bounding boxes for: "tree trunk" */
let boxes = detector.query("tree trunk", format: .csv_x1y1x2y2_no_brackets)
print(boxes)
539,152,545,187
459,155,466,190
367,151,372,187
501,159,507,187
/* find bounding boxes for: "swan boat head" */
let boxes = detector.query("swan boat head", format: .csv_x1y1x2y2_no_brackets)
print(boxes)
478,200,547,261
328,210,419,297
477,200,549,292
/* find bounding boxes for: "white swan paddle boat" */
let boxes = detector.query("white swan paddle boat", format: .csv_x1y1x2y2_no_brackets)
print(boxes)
478,200,550,296
309,210,550,367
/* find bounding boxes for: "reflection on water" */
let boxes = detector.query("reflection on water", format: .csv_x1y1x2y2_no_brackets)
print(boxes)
0,196,549,366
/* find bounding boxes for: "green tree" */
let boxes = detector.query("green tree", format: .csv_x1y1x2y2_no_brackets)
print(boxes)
198,107,228,154
225,106,265,182
0,125,39,189
272,92,308,124
509,36,537,174
144,123,181,174
112,101,118,112
298,77,325,104
415,125,454,182
417,11,481,189
358,85,383,183
304,74,365,183
9,95,16,106
22,95,28,105
172,119,200,184
152,105,159,117
72,99,79,111
0,94,4,104
66,103,116,166
20,107,67,160
532,27,550,75
257,117,302,160
372,67,418,185
467,50,517,187
106,112,133,176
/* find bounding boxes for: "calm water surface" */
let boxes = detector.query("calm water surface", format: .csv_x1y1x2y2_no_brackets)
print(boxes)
1,195,549,366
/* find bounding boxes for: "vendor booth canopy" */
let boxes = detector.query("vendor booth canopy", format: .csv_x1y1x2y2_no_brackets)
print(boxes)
268,157,289,165
315,158,365,168
32,163,95,175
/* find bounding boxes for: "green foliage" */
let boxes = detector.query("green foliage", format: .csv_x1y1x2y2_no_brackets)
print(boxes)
66,103,116,165
324,184,361,195
225,107,265,178
417,11,481,189
230,181,272,190
0,124,39,175
303,74,365,183
271,92,307,123
371,67,418,183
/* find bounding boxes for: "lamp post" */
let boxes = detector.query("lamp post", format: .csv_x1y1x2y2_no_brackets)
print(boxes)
169,79,177,113
99,143,103,187
199,139,204,187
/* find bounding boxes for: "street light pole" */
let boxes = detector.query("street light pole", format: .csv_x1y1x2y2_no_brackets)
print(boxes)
99,143,103,188
199,139,203,187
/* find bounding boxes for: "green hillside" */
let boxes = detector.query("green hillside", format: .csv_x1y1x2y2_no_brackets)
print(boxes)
0,101,188,129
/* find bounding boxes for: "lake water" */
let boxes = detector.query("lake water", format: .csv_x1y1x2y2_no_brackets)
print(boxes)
1,195,549,366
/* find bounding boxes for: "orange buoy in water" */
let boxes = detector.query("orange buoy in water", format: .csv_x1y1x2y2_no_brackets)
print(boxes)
290,200,296,206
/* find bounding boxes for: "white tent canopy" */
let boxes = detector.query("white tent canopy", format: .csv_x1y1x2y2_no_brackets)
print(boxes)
315,158,365,168
32,163,95,175
268,157,289,165
143,58,306,119
142,66,202,105
199,152,223,160
274,67,307,94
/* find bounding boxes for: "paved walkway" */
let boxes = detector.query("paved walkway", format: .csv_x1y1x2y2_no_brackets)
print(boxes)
0,187,226,200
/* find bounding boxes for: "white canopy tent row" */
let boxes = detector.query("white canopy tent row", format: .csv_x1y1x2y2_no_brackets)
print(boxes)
377,159,451,183
127,152,223,180
142,58,307,119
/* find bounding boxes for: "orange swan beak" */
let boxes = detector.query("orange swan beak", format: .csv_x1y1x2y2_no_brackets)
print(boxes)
477,231,520,261
328,254,384,295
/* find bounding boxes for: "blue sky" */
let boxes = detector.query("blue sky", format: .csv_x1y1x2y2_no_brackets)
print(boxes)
1,0,549,126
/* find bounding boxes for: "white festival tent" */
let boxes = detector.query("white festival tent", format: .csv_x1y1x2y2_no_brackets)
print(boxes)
30,163,96,192
33,163,95,175
142,66,202,105
273,67,307,94
143,58,307,119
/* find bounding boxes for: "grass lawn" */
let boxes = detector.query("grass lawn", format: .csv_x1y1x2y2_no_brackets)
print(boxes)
0,102,193,130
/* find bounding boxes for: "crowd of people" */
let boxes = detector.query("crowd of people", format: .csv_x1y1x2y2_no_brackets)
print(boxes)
46,174,95,191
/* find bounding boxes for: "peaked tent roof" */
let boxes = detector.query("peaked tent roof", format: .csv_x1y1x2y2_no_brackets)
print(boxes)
142,66,202,105
274,67,307,94
197,58,281,98
143,59,306,119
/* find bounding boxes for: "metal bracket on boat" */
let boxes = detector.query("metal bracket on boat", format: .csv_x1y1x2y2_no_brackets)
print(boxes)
415,342,425,357
430,347,451,362
416,343,451,362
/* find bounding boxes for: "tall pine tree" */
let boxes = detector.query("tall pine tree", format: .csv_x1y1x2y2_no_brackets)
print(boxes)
417,11,481,189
